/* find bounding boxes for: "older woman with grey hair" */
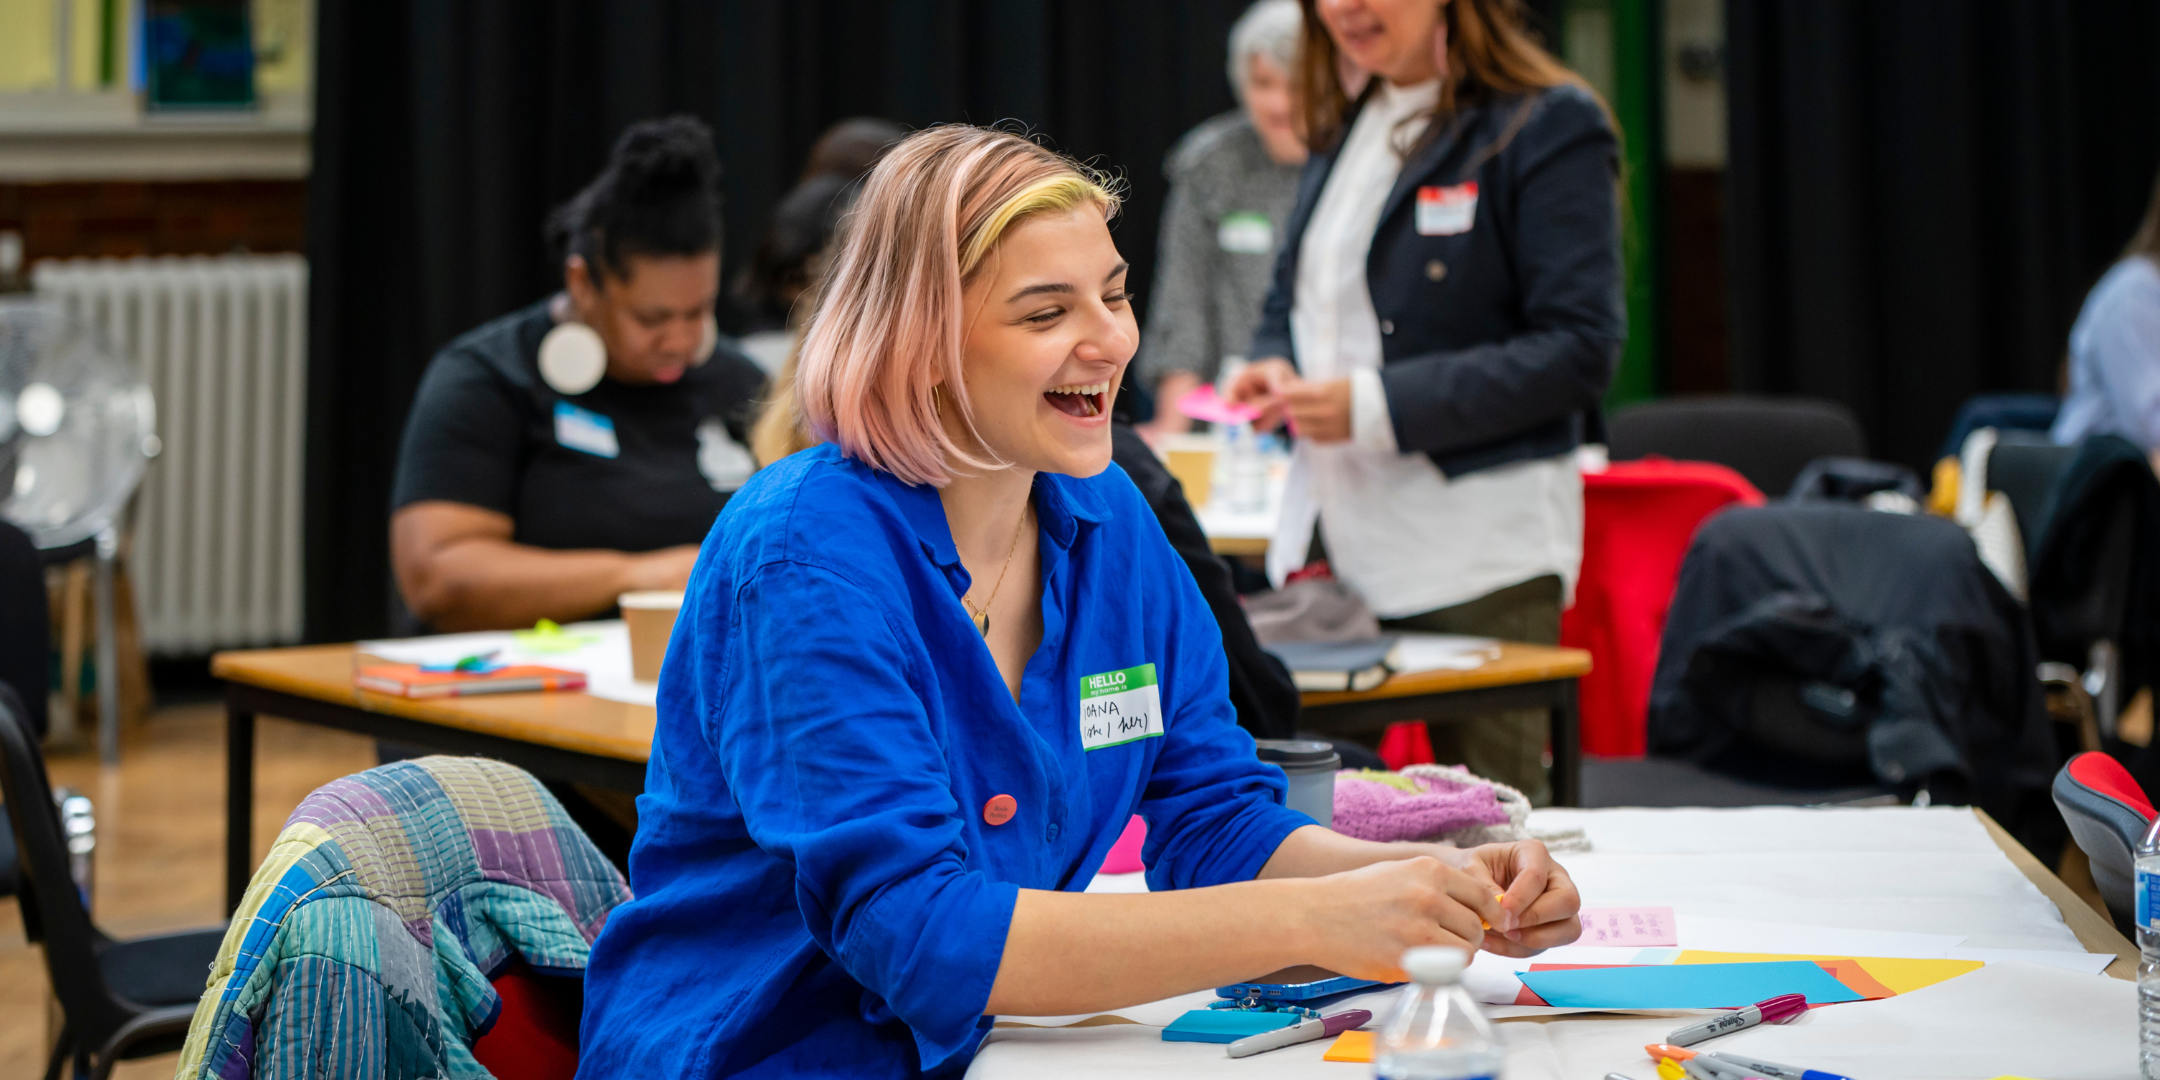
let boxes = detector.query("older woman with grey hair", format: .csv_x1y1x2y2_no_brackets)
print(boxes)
1135,0,1306,437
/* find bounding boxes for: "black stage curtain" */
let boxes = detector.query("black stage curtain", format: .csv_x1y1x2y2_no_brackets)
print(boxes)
1725,0,2160,471
305,0,1263,642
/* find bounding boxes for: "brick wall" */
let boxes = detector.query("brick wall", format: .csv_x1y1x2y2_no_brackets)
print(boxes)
0,180,307,263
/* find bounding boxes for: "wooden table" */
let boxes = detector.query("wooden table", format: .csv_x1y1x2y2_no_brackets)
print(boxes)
1298,642,1593,806
215,639,1588,911
212,644,655,913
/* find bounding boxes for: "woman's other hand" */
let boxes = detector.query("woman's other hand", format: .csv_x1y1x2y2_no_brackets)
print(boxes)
1277,377,1353,443
1226,357,1297,431
1446,840,1582,958
1292,856,1506,982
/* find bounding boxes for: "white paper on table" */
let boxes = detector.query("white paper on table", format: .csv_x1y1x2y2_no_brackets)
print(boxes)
1391,632,1502,673
1945,945,2117,974
359,620,657,707
1681,960,2135,1080
1676,914,1966,958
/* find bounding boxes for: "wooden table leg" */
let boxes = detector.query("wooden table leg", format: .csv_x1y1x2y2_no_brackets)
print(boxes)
225,698,255,915
1549,679,1580,807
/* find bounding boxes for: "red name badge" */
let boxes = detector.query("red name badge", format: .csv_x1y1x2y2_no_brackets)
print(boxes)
1415,182,1478,236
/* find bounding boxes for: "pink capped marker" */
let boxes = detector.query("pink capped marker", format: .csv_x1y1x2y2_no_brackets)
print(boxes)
1666,993,1807,1047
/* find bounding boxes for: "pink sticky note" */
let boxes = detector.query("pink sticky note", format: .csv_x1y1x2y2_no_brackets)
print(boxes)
1576,906,1677,947
1174,384,1260,425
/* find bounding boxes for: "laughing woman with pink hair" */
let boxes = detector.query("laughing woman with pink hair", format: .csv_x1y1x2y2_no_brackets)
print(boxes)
574,124,1581,1079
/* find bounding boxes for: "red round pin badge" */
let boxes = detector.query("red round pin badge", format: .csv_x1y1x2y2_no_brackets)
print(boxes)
983,794,1017,826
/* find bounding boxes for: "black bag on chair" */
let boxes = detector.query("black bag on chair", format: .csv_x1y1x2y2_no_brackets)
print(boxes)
1649,505,2062,858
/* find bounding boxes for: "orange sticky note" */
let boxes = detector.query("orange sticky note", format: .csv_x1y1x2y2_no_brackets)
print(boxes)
1323,1030,1376,1063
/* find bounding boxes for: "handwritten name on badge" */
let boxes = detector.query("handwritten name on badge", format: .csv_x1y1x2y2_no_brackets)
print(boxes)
1079,663,1164,750
1415,182,1478,237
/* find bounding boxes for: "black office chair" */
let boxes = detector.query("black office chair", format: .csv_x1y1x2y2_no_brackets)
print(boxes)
0,684,226,1080
1608,396,1867,498
2024,436,2158,751
1981,437,2076,569
1,518,52,898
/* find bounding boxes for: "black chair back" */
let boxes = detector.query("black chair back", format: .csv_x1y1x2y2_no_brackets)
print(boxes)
0,684,128,1054
1608,396,1867,499
1984,438,2076,568
0,519,48,739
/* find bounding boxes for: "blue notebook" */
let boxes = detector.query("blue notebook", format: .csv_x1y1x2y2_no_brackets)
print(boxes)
1516,960,1862,1010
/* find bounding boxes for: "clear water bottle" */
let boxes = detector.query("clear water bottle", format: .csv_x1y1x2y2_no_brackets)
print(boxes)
1375,946,1504,1080
1222,421,1268,513
2138,815,2160,1077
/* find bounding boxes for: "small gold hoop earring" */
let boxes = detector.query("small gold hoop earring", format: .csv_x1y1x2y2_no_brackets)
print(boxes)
932,384,944,419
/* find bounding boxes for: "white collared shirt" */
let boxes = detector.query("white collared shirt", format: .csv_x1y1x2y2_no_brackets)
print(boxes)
1269,78,1582,618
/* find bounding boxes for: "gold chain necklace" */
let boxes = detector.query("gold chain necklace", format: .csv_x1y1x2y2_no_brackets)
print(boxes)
961,503,1031,637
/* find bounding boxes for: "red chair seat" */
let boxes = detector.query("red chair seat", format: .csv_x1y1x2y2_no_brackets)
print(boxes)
470,959,584,1080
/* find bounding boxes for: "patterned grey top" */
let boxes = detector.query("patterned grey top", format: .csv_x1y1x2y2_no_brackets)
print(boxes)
1137,111,1305,384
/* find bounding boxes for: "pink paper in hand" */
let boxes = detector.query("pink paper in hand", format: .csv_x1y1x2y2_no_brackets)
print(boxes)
1174,384,1260,425
1576,906,1677,947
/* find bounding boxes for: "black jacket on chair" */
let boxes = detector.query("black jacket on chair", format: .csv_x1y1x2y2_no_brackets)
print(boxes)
1249,82,1624,479
1648,505,2061,859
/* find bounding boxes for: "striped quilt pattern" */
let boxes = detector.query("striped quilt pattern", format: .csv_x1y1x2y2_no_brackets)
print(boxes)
174,756,632,1080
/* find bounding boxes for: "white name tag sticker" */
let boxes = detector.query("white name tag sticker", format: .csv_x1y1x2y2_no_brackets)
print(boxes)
1217,211,1275,255
1415,182,1478,236
554,401,619,458
1079,663,1164,750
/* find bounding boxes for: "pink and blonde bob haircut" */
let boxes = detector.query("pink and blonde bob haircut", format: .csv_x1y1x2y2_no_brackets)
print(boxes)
794,125,1121,486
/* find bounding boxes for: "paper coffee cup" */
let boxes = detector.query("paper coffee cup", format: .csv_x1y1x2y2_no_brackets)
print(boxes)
619,591,684,683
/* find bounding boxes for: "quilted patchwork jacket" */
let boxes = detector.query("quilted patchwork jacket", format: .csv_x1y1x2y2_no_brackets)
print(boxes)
175,756,632,1079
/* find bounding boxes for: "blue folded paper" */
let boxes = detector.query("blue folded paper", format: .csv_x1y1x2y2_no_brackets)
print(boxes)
1516,960,1862,1010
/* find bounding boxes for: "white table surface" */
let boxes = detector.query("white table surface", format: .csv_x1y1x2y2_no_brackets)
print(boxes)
969,807,2136,1080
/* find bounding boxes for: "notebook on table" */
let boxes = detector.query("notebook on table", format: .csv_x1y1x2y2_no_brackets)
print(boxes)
1263,636,1402,692
355,662,587,698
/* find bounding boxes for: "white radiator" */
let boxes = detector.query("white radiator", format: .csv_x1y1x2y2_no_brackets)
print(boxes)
33,255,308,655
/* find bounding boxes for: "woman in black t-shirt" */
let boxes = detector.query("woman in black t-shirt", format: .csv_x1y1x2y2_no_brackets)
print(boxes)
391,117,767,631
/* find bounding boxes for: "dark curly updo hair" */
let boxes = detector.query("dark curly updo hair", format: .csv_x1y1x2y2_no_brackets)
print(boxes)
547,115,723,283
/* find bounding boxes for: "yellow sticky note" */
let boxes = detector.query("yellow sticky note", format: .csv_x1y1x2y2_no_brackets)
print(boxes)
1323,1030,1375,1063
1674,951,1983,995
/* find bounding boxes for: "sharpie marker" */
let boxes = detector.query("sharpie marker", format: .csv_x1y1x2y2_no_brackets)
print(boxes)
1646,1048,1762,1080
1705,1051,1857,1080
1223,1009,1370,1058
1667,993,1807,1046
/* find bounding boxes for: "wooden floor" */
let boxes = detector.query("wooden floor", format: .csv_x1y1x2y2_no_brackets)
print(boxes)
1,702,376,1080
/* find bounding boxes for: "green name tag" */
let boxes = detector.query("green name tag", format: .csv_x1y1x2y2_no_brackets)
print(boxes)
1080,663,1164,750
1217,212,1274,255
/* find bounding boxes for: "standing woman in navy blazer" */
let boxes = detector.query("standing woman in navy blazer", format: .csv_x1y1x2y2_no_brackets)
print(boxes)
1228,0,1623,803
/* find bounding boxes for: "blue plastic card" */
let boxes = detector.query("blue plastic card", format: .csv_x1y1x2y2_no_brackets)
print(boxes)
1160,1009,1300,1043
1516,960,1863,1010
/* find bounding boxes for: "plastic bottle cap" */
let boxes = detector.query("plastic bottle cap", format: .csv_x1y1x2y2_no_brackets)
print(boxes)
1402,945,1469,984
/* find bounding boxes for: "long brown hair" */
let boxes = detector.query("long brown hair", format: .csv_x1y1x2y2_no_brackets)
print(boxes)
1296,0,1602,155
2126,167,2160,262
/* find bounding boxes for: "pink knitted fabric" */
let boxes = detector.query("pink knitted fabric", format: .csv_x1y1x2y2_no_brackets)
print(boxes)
1330,768,1511,842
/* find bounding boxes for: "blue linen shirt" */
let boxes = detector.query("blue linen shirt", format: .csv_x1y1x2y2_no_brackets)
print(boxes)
2054,256,2160,451
576,443,1313,1078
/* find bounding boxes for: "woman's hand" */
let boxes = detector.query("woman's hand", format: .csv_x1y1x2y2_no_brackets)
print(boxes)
1277,378,1353,443
1225,357,1298,431
1439,840,1583,958
1291,856,1508,982
1224,359,1352,443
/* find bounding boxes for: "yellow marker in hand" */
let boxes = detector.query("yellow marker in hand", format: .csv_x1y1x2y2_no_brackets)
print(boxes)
1482,894,1506,931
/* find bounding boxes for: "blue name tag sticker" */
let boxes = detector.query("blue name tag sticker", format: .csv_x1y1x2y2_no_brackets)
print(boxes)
554,401,619,458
